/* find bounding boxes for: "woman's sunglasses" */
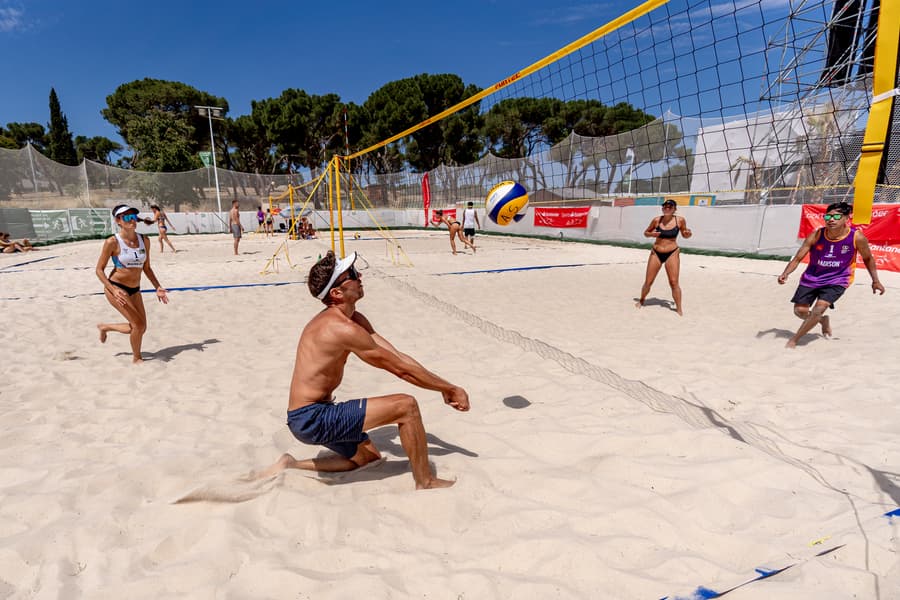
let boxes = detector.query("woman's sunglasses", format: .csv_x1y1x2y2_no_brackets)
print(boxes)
121,213,140,223
823,214,845,221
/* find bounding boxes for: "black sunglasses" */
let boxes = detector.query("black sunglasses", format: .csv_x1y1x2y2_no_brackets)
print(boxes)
335,265,359,286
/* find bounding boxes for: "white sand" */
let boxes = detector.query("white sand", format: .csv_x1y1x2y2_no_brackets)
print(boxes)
1,230,898,599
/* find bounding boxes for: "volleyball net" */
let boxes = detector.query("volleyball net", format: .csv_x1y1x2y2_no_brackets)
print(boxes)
341,0,897,217
1,0,896,223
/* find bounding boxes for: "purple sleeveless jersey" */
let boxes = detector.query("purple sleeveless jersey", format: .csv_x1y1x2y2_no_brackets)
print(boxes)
799,227,857,288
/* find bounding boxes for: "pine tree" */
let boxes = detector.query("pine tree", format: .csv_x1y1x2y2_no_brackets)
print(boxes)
48,88,78,165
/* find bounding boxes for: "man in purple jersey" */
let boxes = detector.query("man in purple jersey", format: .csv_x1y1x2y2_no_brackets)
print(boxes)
778,201,885,348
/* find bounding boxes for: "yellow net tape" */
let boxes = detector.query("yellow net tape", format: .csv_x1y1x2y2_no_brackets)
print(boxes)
344,0,670,161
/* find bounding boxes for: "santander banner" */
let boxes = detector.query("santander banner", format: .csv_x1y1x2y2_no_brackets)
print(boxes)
533,207,591,228
798,204,900,273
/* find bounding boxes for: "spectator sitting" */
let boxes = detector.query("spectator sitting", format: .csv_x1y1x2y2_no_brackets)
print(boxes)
300,217,316,239
0,232,34,253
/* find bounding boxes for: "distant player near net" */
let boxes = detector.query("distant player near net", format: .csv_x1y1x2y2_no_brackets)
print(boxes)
435,209,476,255
635,199,692,315
462,201,481,247
149,204,177,253
778,201,885,348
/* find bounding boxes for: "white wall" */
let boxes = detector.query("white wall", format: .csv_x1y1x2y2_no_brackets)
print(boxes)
132,206,805,256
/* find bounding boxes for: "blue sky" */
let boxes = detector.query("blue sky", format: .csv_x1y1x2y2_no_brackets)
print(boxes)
0,0,632,144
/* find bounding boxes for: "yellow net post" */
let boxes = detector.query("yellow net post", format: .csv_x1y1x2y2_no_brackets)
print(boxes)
852,1,900,225
327,157,336,254
289,184,299,239
347,165,356,211
335,156,346,258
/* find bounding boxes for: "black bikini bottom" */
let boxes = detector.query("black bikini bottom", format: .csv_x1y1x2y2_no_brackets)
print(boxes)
109,278,141,296
652,248,679,264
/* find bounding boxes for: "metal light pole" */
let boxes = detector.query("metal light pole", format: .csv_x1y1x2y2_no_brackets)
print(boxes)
195,105,224,231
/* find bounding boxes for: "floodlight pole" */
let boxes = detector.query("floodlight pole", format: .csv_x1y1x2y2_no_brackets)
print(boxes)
195,105,224,231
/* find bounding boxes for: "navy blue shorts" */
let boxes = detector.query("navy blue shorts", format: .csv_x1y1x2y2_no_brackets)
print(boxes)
791,284,846,309
287,398,368,459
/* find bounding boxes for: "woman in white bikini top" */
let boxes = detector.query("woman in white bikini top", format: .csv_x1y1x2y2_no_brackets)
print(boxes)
94,205,169,363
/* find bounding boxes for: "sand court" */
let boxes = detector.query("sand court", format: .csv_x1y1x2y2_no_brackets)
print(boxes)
1,230,898,598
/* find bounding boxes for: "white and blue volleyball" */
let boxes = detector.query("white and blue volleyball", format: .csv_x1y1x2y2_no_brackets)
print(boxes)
486,181,528,226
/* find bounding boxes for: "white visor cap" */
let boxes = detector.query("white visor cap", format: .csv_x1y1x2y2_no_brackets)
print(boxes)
315,252,358,300
113,205,139,217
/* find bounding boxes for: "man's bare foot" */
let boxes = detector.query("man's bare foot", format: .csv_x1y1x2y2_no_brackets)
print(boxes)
132,357,144,364
252,453,296,480
820,316,832,338
634,300,644,308
785,339,798,349
97,325,107,343
676,307,683,316
416,477,456,490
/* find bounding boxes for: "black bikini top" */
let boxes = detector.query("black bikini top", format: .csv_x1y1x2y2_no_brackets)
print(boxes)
656,218,680,239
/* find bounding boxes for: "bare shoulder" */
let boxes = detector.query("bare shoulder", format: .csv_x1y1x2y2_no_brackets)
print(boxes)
307,309,363,340
351,311,375,333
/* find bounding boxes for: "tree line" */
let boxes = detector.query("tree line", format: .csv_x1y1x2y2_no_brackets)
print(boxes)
3,76,680,171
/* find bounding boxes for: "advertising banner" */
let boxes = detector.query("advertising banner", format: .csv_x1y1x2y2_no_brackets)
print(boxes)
798,204,900,272
68,208,113,237
422,173,431,227
533,207,591,228
30,210,71,241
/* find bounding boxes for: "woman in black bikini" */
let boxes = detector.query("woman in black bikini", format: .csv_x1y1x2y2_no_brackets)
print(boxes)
95,205,169,363
636,199,692,315
435,209,476,255
149,204,177,253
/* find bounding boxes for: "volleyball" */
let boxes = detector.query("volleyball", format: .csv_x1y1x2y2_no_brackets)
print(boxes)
486,181,529,226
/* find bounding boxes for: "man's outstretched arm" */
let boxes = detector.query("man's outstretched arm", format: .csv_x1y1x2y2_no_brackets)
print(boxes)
345,314,469,411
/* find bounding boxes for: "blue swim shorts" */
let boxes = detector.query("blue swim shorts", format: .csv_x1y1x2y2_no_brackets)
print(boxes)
286,398,369,459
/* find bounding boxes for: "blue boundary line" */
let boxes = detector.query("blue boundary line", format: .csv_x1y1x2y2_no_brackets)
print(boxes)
162,281,304,293
0,255,59,270
2,280,306,301
662,506,900,599
436,262,589,276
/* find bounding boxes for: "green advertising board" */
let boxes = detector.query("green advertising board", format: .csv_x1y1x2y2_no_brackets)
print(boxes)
29,208,113,241
30,210,71,241
69,208,114,236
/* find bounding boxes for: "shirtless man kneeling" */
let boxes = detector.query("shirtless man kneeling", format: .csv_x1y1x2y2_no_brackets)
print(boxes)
261,251,470,489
